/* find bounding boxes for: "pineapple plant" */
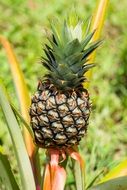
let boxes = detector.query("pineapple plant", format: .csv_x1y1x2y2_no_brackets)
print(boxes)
29,19,101,149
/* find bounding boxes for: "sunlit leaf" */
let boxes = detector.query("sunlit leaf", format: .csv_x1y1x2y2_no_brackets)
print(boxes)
99,159,127,183
0,153,20,190
0,35,34,156
0,35,41,186
84,0,109,87
0,80,36,190
89,176,127,190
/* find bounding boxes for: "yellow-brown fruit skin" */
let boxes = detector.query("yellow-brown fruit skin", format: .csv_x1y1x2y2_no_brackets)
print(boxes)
29,81,91,148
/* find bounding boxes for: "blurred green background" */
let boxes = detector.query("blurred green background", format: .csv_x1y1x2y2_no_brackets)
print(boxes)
0,0,127,186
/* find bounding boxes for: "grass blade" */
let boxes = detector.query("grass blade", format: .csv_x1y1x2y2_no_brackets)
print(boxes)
0,80,36,190
0,153,20,190
89,176,127,190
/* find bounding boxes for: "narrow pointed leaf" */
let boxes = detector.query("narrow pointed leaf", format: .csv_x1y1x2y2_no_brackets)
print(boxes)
0,153,20,190
78,63,95,76
82,40,102,60
89,176,127,190
85,16,92,37
66,53,83,67
0,36,34,155
99,159,127,183
51,23,61,47
81,30,96,50
0,36,41,187
86,170,104,189
11,103,34,138
84,0,109,87
72,159,85,190
73,22,82,41
43,48,56,67
65,39,81,56
61,21,70,44
0,81,36,190
68,148,85,190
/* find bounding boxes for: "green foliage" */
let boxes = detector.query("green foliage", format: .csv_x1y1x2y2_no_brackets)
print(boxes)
112,43,127,107
0,81,36,190
0,153,19,190
43,20,101,90
11,103,34,138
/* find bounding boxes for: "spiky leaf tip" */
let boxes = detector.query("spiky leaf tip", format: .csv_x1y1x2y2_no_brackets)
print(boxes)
42,18,101,90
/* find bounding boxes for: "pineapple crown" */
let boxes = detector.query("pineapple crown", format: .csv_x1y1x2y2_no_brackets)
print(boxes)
42,18,102,91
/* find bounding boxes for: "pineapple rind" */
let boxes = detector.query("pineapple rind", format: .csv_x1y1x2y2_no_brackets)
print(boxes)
30,81,91,148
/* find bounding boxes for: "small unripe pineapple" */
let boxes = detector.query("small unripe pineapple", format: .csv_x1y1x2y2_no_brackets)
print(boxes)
29,19,101,148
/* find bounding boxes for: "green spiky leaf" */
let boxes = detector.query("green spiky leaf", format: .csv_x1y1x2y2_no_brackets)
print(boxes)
0,153,20,190
0,80,36,190
42,19,101,90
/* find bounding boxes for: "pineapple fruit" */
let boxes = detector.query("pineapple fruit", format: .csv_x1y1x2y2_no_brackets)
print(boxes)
29,19,101,148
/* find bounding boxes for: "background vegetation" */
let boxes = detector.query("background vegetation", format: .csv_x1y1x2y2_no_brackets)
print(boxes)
0,0,127,188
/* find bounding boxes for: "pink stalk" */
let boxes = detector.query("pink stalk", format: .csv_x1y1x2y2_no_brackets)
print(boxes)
43,149,66,190
43,147,84,190
52,166,66,190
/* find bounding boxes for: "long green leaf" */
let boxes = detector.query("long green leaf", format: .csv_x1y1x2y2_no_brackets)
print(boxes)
0,153,20,190
70,149,85,190
0,80,36,190
0,35,41,187
0,35,35,154
11,103,34,139
86,170,104,189
89,176,127,190
72,159,85,190
99,159,127,183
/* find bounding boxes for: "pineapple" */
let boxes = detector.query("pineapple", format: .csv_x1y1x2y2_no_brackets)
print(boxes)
29,19,101,148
